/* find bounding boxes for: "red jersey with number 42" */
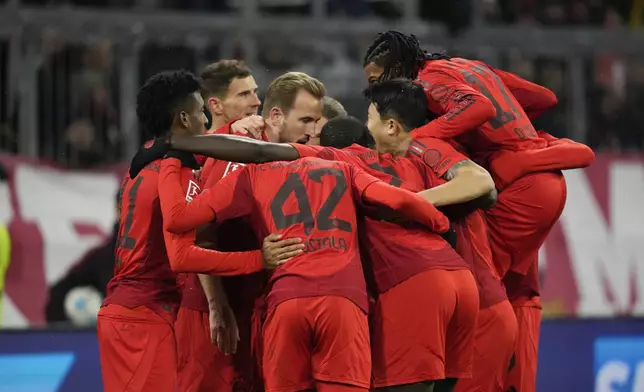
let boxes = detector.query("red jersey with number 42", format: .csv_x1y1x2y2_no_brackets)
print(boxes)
414,58,547,163
292,143,467,294
103,161,200,320
162,158,379,313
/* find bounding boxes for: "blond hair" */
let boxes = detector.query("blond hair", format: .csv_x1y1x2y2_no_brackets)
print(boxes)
262,72,326,116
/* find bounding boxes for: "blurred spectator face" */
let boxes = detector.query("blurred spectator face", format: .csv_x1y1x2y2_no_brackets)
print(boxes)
66,119,96,150
307,115,329,146
276,90,322,143
220,76,261,122
364,62,385,85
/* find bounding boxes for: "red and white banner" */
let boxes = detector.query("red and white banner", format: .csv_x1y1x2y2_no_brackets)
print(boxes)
0,154,642,327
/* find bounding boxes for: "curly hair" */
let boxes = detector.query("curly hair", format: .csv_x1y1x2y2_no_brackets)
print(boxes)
136,70,203,138
363,30,450,81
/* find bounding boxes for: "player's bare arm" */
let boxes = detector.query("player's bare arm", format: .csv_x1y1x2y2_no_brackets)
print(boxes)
417,159,496,208
170,134,299,164
198,274,239,355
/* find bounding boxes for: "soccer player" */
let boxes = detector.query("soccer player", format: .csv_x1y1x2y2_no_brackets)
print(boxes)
308,96,348,145
174,59,262,392
157,148,453,392
362,31,594,392
159,85,508,391
97,70,292,392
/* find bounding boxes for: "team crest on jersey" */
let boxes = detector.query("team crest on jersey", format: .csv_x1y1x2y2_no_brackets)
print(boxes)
185,180,201,202
223,162,246,178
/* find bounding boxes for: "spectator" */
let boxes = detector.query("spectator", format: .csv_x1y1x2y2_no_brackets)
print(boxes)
45,192,118,325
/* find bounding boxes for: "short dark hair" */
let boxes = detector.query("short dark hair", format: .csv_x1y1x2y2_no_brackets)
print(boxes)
321,96,348,119
363,79,429,131
136,70,202,138
363,30,450,81
201,60,252,99
320,116,374,149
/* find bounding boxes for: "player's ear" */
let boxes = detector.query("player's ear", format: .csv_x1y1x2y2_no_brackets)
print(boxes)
179,110,190,128
268,107,284,127
385,118,398,137
209,97,224,116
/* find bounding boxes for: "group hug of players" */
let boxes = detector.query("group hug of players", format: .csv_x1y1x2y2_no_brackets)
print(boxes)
98,31,595,392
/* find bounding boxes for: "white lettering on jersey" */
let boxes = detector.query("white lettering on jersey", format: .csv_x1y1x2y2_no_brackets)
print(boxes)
185,180,201,202
222,162,246,178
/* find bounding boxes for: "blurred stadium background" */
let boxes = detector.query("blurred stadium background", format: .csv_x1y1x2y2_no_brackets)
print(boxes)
1,0,644,391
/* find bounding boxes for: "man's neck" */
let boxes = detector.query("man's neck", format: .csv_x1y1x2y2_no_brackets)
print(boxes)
383,136,412,157
208,116,229,133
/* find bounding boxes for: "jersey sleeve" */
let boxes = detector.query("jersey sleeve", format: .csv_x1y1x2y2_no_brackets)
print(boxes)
413,69,496,140
163,230,263,275
290,143,336,160
491,67,558,120
158,158,253,233
349,164,450,233
407,137,469,178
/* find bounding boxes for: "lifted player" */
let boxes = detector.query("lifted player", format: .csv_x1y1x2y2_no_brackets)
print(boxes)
362,31,594,392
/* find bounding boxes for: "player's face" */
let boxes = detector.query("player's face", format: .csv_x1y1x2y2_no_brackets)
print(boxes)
366,103,396,153
219,76,261,122
279,90,323,143
183,92,208,136
364,62,385,85
307,115,328,146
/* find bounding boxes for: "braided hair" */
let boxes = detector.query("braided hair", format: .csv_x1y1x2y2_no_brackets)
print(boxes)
363,30,450,82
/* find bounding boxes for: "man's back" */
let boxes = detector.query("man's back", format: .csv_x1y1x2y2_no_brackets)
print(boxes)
418,58,547,158
291,143,466,293
105,161,186,317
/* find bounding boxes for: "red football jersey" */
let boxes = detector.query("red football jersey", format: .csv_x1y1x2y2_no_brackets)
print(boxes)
412,58,547,164
409,140,508,309
292,143,467,293
180,122,267,313
158,157,451,313
103,161,197,319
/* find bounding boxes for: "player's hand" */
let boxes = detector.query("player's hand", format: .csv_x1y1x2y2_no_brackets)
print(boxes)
209,305,239,355
129,137,169,178
262,234,306,269
231,115,265,139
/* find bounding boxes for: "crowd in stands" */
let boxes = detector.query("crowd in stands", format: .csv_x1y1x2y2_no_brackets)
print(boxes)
1,0,643,169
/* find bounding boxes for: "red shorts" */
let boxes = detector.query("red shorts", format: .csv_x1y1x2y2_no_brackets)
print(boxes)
262,296,371,392
97,304,177,392
486,172,567,277
505,298,541,392
174,307,235,392
370,269,479,387
454,300,518,392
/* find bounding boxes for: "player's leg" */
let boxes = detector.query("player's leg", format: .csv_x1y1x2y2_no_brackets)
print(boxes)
485,171,567,278
372,269,461,390
503,269,542,392
97,304,177,392
262,298,314,392
175,306,235,392
443,270,480,389
453,300,518,392
308,295,371,391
